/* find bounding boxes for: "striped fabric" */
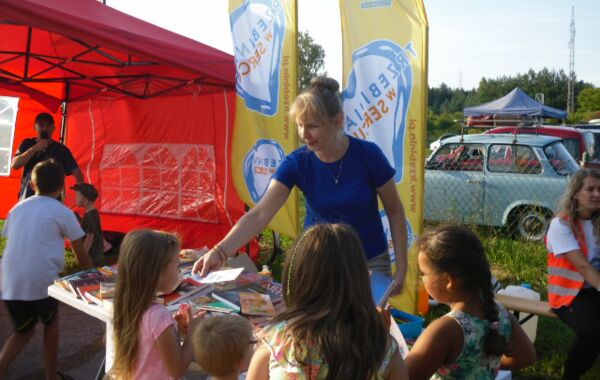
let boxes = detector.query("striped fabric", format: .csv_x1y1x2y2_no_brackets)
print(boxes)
547,219,587,308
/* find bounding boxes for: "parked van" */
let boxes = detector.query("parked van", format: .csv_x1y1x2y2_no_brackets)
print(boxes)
485,125,595,163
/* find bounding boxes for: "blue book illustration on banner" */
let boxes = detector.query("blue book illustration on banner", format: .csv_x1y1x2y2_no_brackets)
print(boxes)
370,271,395,307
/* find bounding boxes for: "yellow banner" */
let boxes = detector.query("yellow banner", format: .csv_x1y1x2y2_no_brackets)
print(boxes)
229,0,299,238
340,0,428,313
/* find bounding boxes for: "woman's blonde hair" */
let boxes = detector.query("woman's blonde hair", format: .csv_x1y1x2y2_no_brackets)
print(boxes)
290,76,342,126
557,169,600,240
109,229,180,380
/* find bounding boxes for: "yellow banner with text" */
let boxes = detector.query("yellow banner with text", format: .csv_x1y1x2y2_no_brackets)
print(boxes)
229,0,299,238
340,0,429,312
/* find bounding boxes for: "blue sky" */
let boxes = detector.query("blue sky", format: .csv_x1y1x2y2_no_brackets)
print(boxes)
109,0,599,90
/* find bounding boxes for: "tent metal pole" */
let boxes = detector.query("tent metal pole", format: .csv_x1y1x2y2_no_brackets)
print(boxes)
24,27,32,79
60,82,70,144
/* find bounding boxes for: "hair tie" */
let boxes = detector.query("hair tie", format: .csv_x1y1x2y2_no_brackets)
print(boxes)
286,232,308,300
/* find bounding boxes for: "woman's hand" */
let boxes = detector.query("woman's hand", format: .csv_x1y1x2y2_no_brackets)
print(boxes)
390,270,406,295
191,248,223,276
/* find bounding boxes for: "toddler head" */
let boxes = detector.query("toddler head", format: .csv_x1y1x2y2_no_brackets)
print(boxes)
193,314,255,378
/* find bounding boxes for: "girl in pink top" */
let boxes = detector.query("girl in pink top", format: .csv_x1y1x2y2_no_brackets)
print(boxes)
108,229,202,380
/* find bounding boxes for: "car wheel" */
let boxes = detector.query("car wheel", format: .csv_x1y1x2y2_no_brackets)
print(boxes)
515,207,550,241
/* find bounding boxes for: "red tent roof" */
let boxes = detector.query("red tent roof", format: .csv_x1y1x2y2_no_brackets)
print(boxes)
0,0,235,106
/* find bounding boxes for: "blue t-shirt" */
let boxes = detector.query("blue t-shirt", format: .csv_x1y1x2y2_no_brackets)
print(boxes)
273,136,395,259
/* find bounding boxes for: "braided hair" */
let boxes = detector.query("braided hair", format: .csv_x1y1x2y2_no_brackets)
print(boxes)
416,225,508,356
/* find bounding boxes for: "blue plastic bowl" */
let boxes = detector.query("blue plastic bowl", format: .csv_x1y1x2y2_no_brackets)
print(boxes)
391,308,424,340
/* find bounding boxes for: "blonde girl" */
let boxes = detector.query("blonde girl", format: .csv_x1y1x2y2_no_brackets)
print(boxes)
246,223,408,380
406,225,535,380
546,169,600,380
110,229,200,380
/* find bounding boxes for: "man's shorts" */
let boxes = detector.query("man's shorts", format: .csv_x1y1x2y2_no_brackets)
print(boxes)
4,297,59,334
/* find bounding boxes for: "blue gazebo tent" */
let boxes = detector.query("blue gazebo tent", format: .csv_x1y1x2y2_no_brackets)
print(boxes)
464,87,567,119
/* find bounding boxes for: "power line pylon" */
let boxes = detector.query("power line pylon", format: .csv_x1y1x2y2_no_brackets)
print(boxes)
567,4,576,115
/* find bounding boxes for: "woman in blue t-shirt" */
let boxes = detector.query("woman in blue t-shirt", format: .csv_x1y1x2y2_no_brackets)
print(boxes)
193,77,408,292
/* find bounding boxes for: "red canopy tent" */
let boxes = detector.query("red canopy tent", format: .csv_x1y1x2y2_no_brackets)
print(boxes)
0,0,251,252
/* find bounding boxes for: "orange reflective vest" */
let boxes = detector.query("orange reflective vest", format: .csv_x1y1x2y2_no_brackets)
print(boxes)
547,218,588,309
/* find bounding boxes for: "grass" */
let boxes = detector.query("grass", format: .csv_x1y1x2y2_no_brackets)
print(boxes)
1,218,599,378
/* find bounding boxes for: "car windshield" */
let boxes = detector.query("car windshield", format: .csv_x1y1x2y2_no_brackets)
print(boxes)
543,142,579,175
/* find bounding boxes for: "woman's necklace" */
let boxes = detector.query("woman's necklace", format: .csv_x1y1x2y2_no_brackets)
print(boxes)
324,159,344,184
319,134,347,184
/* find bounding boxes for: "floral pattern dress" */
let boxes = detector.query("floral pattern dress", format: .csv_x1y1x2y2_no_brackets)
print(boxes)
261,321,398,380
432,303,512,380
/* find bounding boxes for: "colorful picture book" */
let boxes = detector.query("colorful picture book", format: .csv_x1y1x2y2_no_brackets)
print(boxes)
54,268,107,298
97,264,118,278
99,281,116,300
213,273,283,303
211,289,242,311
239,292,275,316
160,278,212,305
240,281,283,304
214,272,271,290
76,283,101,305
188,294,238,313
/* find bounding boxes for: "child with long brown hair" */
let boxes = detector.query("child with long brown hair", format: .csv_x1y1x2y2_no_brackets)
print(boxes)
109,229,201,380
246,223,407,380
406,225,535,379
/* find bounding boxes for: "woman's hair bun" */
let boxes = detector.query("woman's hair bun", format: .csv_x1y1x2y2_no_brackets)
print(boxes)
309,76,339,93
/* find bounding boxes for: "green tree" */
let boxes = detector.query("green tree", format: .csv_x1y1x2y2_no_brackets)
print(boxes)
298,31,326,91
577,87,600,112
475,68,592,110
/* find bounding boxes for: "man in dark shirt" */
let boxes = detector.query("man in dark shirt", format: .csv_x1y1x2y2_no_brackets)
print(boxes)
12,113,83,199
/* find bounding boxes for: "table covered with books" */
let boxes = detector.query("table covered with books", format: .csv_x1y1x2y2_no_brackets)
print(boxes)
47,250,283,375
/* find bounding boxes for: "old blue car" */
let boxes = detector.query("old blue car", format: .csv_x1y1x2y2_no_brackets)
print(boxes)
425,134,579,240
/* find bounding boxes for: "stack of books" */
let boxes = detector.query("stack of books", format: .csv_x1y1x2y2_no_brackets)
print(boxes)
189,272,283,318
53,265,118,306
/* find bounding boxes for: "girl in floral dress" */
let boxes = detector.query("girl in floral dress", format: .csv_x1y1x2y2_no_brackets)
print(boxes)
246,223,408,380
406,225,536,380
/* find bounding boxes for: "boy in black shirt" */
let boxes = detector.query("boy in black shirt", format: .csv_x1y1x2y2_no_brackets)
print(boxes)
72,183,105,266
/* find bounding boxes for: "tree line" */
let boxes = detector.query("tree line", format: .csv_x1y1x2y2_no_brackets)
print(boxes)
295,34,600,142
428,68,600,142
